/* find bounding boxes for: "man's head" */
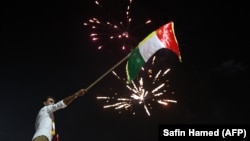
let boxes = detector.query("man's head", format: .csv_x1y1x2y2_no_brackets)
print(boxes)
43,96,55,106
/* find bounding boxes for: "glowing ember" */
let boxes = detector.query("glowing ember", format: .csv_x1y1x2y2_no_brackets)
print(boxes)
97,56,177,116
83,0,152,51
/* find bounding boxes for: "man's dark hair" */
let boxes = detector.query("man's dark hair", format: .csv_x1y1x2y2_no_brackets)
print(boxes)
43,96,56,102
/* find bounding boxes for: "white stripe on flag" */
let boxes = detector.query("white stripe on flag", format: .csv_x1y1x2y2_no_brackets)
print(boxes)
138,32,165,62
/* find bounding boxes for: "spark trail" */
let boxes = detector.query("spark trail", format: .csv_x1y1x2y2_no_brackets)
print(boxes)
83,0,151,52
97,56,177,116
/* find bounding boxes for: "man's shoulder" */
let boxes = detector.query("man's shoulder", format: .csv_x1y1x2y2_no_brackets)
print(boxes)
38,106,48,112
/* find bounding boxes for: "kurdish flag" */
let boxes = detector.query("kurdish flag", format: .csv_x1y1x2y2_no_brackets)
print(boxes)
126,21,182,82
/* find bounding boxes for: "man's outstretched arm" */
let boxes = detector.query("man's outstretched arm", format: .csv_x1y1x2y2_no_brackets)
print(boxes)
63,89,87,106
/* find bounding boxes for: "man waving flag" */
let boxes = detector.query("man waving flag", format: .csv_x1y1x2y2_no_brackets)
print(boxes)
126,21,182,83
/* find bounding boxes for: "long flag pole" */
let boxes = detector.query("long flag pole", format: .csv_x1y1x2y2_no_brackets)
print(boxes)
86,52,131,91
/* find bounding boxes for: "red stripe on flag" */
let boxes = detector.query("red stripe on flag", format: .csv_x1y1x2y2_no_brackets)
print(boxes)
156,21,181,62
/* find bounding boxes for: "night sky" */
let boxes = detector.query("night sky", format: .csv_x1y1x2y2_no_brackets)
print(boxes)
1,0,250,141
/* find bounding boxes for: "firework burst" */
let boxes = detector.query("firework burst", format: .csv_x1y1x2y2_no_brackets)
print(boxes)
96,56,177,116
83,0,152,52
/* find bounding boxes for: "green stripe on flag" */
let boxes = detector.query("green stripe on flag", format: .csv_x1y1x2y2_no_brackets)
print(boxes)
126,47,145,82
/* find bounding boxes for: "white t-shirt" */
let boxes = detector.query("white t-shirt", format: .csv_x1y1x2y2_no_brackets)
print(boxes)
32,100,67,141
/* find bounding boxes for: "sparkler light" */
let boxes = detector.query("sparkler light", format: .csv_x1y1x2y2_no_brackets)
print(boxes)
83,0,152,52
97,56,177,116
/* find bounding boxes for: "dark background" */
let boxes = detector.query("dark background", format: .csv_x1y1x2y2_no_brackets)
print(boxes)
1,0,249,141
